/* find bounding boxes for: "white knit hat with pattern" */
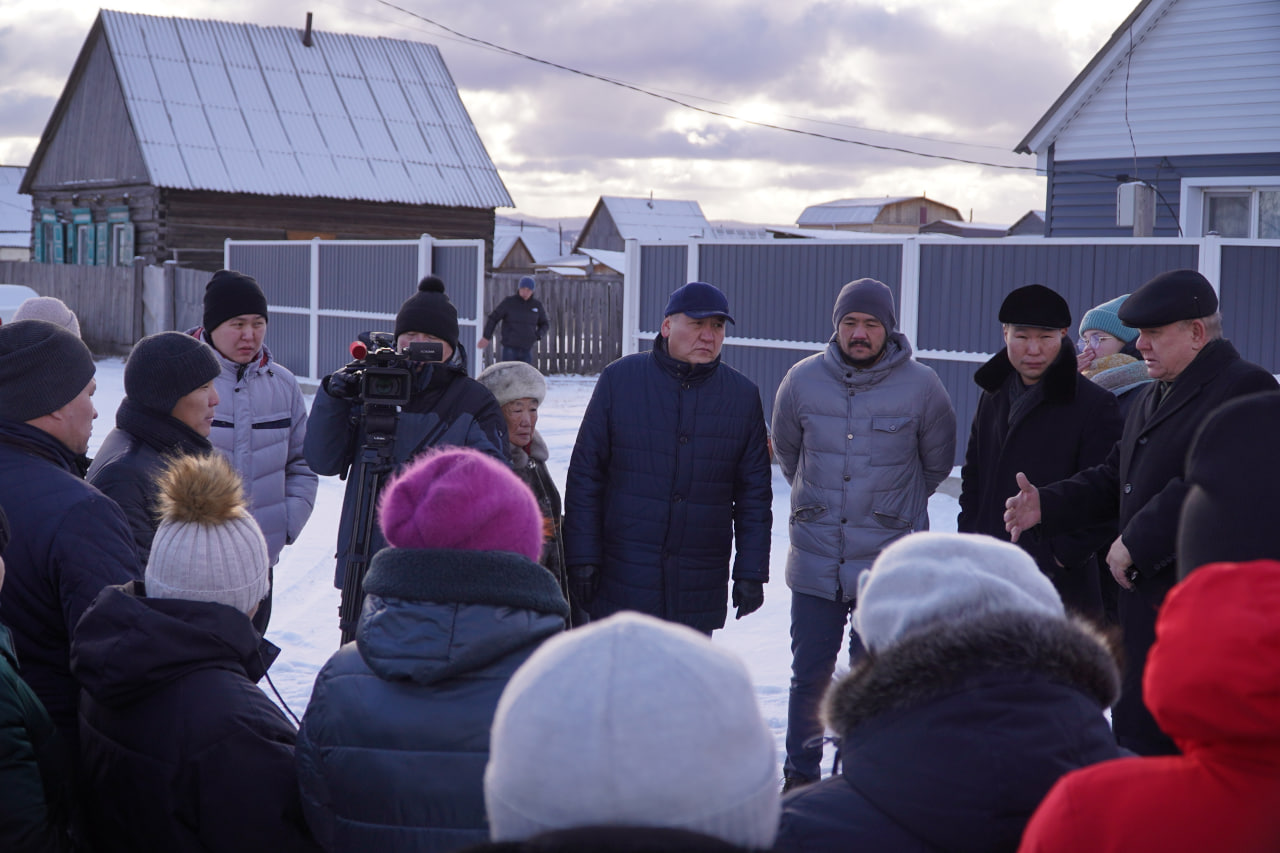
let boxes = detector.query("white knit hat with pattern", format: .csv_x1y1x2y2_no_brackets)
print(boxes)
145,453,270,616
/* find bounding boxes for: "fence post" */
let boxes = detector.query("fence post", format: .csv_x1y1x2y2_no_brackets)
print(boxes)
623,239,640,356
899,237,921,350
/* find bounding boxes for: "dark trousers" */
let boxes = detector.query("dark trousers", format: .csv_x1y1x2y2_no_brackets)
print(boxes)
784,590,865,781
502,346,534,365
1114,587,1178,755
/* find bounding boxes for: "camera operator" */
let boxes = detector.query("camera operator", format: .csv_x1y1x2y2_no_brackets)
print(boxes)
304,276,509,598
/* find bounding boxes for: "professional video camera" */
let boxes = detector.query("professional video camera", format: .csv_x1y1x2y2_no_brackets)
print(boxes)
334,330,444,643
344,331,444,406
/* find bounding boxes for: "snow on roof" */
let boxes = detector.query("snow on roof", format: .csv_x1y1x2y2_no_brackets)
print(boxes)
576,247,625,273
0,167,31,243
599,196,710,241
94,10,512,207
494,224,564,265
796,197,919,227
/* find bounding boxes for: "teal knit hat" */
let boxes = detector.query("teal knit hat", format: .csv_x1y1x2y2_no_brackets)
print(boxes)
1079,294,1138,343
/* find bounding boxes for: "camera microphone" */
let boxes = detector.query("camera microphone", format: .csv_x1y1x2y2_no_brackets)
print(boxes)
350,341,368,360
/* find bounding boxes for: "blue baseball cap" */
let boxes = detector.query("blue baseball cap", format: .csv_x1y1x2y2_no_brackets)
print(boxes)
663,281,735,323
518,276,536,291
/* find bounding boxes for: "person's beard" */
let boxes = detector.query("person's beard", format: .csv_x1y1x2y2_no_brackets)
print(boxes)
842,339,886,368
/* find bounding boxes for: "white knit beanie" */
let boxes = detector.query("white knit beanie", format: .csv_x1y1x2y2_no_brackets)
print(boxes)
853,532,1065,653
145,453,270,616
484,612,780,848
12,296,81,338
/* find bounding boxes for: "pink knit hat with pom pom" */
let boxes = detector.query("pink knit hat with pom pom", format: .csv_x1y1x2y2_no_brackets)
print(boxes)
378,447,542,561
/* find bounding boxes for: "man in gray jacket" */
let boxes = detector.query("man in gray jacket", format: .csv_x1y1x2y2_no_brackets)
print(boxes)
772,278,956,791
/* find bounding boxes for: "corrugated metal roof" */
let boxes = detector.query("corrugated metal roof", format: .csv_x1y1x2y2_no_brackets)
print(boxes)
494,224,564,265
0,166,32,242
600,196,710,241
796,197,915,226
97,10,512,208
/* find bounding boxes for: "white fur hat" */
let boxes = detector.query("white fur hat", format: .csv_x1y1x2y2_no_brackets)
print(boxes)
145,453,270,616
853,532,1065,653
477,360,546,407
484,612,780,848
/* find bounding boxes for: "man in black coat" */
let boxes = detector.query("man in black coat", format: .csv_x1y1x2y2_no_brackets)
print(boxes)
1004,268,1279,755
479,276,549,365
959,285,1122,619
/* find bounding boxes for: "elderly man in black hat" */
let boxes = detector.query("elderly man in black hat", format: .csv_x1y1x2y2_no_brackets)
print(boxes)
564,281,772,635
1004,268,1278,755
959,285,1123,619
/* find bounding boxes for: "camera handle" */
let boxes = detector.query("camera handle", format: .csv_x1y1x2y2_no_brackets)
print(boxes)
337,405,400,644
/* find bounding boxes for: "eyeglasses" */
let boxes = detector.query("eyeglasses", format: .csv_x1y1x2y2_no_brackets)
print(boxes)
1076,332,1116,353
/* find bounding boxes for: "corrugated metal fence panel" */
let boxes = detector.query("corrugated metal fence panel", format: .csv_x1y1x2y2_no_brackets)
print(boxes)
639,245,688,329
433,244,480,321
921,357,983,469
1220,244,1280,372
697,243,902,343
226,243,310,308
318,243,418,314
318,315,380,378
267,312,311,380
721,342,821,426
918,242,1199,352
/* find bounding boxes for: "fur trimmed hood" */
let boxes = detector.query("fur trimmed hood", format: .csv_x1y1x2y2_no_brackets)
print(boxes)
823,611,1120,734
973,334,1079,401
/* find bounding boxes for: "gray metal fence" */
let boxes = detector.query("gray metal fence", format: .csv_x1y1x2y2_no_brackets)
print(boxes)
0,260,140,352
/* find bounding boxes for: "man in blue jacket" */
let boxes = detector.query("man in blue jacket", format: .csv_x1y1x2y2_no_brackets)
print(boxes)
564,281,772,634
0,320,142,758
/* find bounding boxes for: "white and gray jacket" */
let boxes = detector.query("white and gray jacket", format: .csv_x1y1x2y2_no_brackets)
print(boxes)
772,335,955,602
203,336,318,566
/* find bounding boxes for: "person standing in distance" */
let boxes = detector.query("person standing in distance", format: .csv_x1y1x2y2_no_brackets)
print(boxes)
564,281,771,634
478,276,549,366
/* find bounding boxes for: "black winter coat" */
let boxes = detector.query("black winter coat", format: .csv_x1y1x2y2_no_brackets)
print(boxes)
459,826,768,852
775,612,1122,853
483,294,549,350
86,399,213,563
71,582,318,853
0,420,141,754
958,343,1122,614
1039,338,1278,605
305,349,509,587
0,624,76,853
563,338,772,632
512,431,571,612
297,548,568,853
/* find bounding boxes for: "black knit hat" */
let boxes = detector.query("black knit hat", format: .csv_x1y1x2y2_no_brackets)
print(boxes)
125,332,221,415
0,320,96,422
395,276,459,347
1178,390,1280,579
203,270,268,333
1118,269,1218,328
999,284,1071,329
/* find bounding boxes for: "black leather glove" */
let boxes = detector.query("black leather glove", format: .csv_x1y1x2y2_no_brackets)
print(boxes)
324,364,362,400
732,579,764,620
569,565,600,608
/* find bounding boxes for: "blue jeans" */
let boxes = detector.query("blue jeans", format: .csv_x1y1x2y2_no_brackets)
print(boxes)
784,590,865,781
501,346,534,365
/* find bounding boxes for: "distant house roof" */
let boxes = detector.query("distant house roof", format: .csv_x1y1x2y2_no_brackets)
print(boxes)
796,197,916,227
919,219,1009,238
576,247,626,274
1007,210,1046,236
494,224,563,266
24,10,512,208
573,196,711,251
0,167,30,245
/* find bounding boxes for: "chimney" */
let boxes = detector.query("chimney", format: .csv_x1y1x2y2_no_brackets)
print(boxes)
302,12,314,47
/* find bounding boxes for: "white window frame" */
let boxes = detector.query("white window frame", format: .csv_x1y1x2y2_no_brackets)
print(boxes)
1181,176,1280,238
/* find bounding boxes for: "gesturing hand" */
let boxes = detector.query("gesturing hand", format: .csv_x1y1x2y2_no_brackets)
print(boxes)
1003,472,1042,543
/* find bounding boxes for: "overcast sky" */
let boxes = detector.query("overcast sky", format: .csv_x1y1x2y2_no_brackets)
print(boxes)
0,0,1130,226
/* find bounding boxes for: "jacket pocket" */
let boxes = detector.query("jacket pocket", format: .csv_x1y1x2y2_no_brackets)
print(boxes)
869,416,916,467
790,504,828,524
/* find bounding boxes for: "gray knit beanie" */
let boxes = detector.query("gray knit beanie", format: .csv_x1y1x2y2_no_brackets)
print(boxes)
477,361,546,407
125,332,221,415
832,278,896,332
145,454,270,616
12,296,81,338
485,612,780,848
0,320,96,422
853,532,1065,653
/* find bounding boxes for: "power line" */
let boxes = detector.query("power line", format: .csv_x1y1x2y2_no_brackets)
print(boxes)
373,0,1040,173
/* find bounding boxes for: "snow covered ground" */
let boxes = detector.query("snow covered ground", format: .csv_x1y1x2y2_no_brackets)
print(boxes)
87,356,961,777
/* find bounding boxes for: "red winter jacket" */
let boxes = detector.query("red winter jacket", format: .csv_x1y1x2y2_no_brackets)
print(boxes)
1019,560,1280,853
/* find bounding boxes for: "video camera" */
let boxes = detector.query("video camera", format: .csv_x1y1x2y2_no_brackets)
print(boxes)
346,331,445,406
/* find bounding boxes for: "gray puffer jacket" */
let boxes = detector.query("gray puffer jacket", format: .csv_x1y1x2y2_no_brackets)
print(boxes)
772,335,955,602
196,332,318,565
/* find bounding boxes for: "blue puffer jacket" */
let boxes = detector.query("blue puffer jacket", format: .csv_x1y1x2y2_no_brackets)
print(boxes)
775,612,1123,853
0,420,141,754
304,348,509,588
563,338,772,632
296,548,568,853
